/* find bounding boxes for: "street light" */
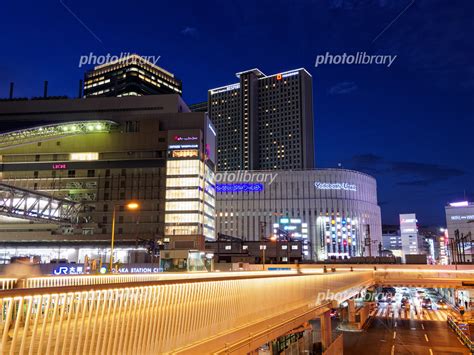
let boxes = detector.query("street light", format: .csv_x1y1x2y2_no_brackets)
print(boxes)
110,201,140,272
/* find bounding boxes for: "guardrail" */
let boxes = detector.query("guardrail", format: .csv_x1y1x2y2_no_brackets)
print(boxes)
447,315,474,352
0,271,374,354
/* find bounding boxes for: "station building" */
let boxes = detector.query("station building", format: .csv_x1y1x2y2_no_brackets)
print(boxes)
0,95,216,268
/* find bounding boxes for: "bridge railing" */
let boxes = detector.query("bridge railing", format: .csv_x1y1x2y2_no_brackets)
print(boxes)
0,271,373,354
19,271,293,289
0,279,16,290
374,269,474,286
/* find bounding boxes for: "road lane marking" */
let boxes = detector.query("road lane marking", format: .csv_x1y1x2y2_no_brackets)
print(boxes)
424,334,429,342
421,323,424,330
393,331,396,339
429,348,433,355
391,345,395,355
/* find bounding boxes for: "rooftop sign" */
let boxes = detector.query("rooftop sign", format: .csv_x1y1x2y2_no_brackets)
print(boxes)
314,182,357,192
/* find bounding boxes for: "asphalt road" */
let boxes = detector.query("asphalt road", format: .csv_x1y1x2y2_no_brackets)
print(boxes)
344,317,470,355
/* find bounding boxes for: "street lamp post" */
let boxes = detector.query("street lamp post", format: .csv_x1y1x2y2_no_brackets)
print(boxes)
110,201,139,272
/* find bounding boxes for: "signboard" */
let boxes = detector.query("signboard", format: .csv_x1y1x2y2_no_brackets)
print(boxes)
216,183,263,193
173,135,198,141
52,163,67,170
53,265,84,275
314,182,357,192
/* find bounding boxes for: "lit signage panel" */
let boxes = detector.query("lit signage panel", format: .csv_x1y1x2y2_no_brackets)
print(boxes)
52,163,67,170
450,215,474,221
449,201,469,207
173,135,198,141
168,144,199,150
314,182,357,191
216,183,263,193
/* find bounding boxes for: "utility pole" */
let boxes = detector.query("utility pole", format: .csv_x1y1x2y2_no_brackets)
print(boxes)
259,221,267,268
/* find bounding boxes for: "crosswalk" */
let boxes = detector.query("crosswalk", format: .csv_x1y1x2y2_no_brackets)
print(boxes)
374,307,449,322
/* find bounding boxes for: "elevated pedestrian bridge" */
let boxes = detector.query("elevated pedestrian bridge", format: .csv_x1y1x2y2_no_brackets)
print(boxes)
0,265,472,354
322,264,474,289
0,271,372,354
0,182,80,224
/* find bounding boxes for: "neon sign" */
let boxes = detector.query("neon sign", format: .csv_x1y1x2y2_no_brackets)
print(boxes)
216,183,263,193
174,135,198,141
52,163,67,170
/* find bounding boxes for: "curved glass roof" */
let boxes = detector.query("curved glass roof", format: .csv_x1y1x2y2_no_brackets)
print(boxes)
0,120,118,150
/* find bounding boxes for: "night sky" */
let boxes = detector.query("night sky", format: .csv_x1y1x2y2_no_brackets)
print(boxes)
1,0,472,226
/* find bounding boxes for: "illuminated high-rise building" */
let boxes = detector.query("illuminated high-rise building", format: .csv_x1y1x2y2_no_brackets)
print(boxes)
400,213,420,256
83,54,182,98
208,68,314,171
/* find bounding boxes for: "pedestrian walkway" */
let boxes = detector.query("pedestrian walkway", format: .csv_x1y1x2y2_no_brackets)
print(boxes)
375,307,448,322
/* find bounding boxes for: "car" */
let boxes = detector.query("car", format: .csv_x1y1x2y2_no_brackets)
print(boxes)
422,298,432,309
436,299,448,310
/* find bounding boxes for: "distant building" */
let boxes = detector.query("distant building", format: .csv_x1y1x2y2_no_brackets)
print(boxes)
381,225,402,252
83,54,182,98
189,101,208,113
445,201,474,263
208,68,314,171
205,235,304,264
399,213,421,256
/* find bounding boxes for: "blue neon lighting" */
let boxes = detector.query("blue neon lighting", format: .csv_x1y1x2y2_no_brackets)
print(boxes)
216,183,263,193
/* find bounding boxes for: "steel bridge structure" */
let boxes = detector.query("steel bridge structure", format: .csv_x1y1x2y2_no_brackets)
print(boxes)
0,183,80,224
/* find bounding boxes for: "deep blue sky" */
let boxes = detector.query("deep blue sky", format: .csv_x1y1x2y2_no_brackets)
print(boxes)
1,0,472,226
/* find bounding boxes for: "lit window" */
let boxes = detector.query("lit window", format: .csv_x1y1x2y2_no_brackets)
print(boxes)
70,152,99,161
225,245,231,250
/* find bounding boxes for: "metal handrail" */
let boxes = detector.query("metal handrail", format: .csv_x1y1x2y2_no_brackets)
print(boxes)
447,315,474,351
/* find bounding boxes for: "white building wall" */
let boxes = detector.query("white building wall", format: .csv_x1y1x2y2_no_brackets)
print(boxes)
215,169,382,261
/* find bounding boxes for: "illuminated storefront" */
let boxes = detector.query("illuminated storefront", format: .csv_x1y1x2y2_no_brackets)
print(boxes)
164,127,216,251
